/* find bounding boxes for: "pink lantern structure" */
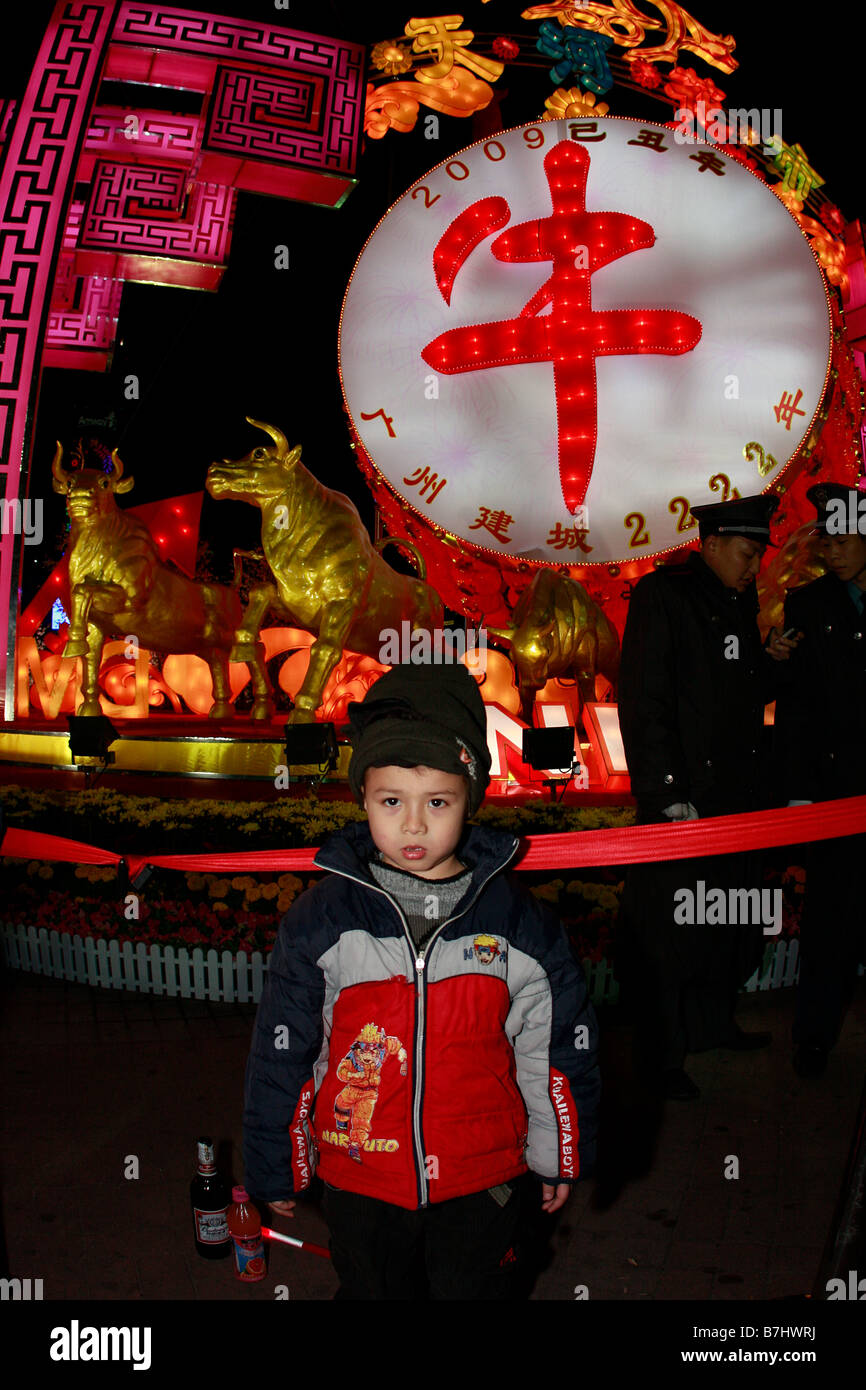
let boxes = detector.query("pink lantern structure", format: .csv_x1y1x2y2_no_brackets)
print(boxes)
0,1,365,718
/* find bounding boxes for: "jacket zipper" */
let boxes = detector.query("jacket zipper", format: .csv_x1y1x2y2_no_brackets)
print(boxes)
323,839,520,1207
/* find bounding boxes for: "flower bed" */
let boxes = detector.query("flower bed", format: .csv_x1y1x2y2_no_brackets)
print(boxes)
0,785,806,968
0,783,633,853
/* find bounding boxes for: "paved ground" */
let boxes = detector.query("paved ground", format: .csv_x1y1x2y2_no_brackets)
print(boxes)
1,966,864,1302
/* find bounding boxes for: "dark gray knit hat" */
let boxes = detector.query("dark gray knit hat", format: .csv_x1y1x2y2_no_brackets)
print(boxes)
347,663,491,814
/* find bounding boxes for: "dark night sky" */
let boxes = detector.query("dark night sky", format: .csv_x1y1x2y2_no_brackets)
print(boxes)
2,0,862,602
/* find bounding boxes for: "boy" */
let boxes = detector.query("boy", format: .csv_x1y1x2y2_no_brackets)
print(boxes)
242,662,600,1299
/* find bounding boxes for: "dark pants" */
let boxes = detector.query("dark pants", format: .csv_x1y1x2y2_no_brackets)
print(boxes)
793,834,866,1052
619,844,766,1074
321,1175,534,1300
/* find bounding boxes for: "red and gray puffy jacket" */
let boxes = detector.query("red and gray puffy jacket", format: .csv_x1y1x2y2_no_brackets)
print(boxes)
242,822,600,1210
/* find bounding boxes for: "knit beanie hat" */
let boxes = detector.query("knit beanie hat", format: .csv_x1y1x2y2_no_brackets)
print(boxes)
347,663,491,815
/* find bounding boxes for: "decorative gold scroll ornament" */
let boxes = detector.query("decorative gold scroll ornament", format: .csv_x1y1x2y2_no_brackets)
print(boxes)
365,14,504,138
518,0,737,72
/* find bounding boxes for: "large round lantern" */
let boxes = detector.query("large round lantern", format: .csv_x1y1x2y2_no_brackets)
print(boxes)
339,117,833,567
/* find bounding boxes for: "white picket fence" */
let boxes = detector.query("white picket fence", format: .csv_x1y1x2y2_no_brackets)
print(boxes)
0,922,267,1003
0,920,802,1005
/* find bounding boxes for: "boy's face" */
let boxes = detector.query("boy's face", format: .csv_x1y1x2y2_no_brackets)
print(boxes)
362,765,468,880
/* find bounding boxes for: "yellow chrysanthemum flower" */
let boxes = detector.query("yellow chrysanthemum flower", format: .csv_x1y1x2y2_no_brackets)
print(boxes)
371,40,412,76
542,88,610,121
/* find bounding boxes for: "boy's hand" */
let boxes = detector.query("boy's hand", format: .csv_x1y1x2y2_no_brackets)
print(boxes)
541,1183,570,1214
268,1199,296,1218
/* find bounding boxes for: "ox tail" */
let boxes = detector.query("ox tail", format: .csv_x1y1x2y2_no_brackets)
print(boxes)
373,536,431,580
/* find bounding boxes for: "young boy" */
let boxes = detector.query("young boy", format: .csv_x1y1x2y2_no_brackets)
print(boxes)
242,662,600,1299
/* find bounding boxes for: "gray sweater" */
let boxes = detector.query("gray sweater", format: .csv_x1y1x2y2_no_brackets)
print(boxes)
368,858,473,951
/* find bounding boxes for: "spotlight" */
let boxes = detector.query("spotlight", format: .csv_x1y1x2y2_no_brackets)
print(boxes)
67,714,119,764
521,726,582,803
283,721,339,773
66,714,119,787
521,726,575,772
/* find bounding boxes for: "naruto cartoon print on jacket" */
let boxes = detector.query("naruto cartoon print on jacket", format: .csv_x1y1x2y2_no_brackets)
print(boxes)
242,821,600,1211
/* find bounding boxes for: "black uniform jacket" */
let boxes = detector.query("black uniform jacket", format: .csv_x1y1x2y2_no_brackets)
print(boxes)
775,573,866,804
618,552,777,821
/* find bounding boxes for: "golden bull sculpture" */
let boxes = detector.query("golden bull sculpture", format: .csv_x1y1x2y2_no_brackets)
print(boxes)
206,419,444,722
488,568,620,721
52,442,270,719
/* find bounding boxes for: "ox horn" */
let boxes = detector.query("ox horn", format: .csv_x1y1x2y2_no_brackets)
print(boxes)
246,416,289,459
51,440,71,493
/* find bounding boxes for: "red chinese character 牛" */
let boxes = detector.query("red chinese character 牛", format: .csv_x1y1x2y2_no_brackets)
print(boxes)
421,140,702,512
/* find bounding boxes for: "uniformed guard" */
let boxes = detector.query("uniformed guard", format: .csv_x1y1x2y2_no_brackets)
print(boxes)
617,493,796,1101
774,482,866,1078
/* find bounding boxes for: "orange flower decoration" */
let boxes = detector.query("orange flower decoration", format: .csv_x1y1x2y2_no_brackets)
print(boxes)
800,215,849,295
542,87,609,121
772,183,804,216
371,41,412,76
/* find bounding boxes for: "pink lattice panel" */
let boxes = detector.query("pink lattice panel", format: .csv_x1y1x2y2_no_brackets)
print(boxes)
76,162,234,284
78,108,202,179
45,276,123,369
0,0,117,713
0,100,16,149
107,5,363,183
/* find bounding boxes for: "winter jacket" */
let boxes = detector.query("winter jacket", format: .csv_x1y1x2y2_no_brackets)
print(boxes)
775,573,866,803
618,552,778,820
242,821,600,1211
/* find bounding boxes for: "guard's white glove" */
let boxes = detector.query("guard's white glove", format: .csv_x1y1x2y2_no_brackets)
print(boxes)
786,800,813,807
662,802,699,820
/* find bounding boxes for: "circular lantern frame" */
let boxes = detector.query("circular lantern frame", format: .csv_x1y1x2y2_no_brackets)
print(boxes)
339,116,834,589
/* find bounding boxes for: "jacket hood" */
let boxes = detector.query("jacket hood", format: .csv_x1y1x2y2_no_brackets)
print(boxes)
313,818,520,886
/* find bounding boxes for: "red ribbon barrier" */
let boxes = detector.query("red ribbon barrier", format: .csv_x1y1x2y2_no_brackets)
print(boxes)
2,796,865,879
1,828,121,866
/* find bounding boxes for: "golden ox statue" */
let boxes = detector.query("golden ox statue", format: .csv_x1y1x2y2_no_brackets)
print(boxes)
489,568,620,720
52,442,269,719
206,419,444,722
